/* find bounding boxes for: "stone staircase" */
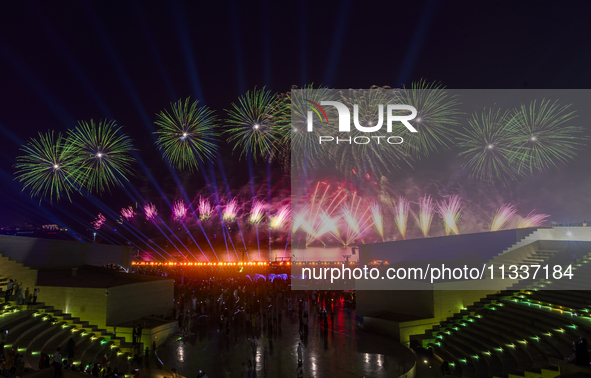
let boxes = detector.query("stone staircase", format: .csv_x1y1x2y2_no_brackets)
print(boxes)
0,254,38,292
1,282,139,374
417,247,591,377
486,229,541,265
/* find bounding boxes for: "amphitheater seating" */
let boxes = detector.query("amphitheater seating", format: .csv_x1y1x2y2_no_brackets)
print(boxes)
420,247,591,377
1,284,137,374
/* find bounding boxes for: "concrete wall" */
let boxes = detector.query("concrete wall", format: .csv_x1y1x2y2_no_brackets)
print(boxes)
145,321,177,349
360,228,539,265
106,320,177,349
357,227,591,345
0,254,38,289
358,289,493,344
106,280,174,326
37,286,108,328
357,290,434,319
362,317,402,341
0,235,131,270
36,279,173,331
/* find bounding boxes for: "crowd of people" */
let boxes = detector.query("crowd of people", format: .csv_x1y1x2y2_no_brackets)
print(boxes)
0,347,24,378
133,262,350,377
2,279,39,305
1,262,352,377
40,345,124,378
0,326,125,378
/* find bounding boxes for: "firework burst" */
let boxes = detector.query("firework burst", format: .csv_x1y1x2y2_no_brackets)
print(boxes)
396,79,462,158
292,208,312,235
154,97,218,171
418,196,435,238
331,88,413,178
225,87,287,161
248,200,265,225
516,211,550,228
370,202,384,241
67,119,135,194
172,200,188,220
223,199,238,222
288,85,336,172
198,198,213,221
14,131,80,203
490,203,518,231
456,108,520,182
144,203,158,221
437,196,462,236
509,99,583,174
338,192,373,246
314,212,341,244
270,205,290,230
92,213,106,230
393,197,410,240
121,206,136,221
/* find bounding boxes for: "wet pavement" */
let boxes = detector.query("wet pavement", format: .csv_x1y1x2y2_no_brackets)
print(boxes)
157,299,420,378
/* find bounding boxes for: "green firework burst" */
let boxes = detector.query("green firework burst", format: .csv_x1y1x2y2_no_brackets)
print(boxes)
331,87,414,178
456,108,520,182
509,99,584,174
225,87,288,162
14,131,80,203
396,79,462,158
286,85,335,172
154,97,219,171
68,119,136,193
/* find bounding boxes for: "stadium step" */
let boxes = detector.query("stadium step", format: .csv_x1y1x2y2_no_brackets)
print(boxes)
416,251,591,377
1,304,139,373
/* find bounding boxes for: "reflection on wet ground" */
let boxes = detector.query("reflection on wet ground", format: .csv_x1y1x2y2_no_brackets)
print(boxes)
158,298,418,377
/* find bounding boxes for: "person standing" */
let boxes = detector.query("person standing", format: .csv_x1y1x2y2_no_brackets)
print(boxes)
297,342,303,363
39,354,46,370
576,337,590,365
0,329,6,356
53,348,63,378
185,310,192,333
67,338,75,363
273,309,278,327
136,325,143,346
15,286,23,305
249,338,257,365
246,360,253,378
329,303,335,326
6,280,13,296
33,288,39,304
13,281,19,297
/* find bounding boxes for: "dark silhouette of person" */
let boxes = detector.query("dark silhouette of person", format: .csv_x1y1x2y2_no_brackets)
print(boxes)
576,337,590,365
441,361,451,375
67,338,76,361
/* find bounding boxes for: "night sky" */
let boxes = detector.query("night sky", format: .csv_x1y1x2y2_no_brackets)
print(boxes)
2,1,591,234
